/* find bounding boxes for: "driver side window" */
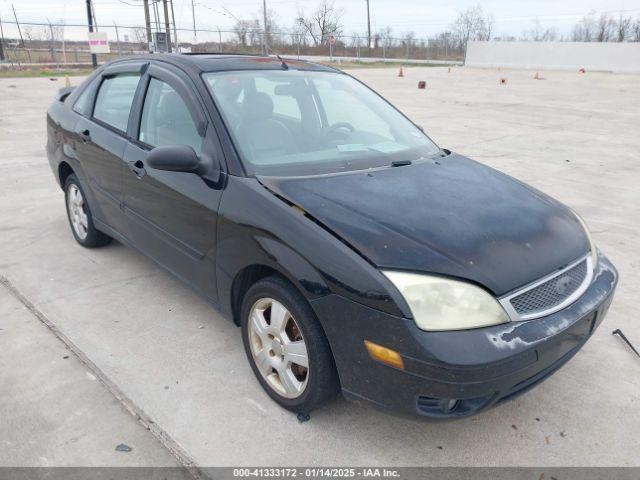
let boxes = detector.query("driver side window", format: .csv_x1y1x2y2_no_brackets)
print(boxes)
139,78,203,154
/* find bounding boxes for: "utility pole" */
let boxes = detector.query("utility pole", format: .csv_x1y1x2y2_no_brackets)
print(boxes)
262,0,268,55
86,0,97,68
142,0,152,52
0,14,5,61
365,0,371,56
162,0,172,53
191,0,196,36
169,0,178,51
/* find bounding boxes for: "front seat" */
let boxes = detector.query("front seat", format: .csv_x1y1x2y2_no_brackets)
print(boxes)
155,91,202,152
236,92,297,162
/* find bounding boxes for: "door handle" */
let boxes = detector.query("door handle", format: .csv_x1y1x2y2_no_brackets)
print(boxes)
127,160,146,179
78,129,91,143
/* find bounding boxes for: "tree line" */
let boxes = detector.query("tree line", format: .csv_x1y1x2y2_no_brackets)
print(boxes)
232,1,640,50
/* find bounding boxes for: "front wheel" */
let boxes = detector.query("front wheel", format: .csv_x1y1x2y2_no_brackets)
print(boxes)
64,174,112,248
241,275,340,413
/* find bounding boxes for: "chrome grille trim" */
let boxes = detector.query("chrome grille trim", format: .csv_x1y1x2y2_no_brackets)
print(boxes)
499,253,594,321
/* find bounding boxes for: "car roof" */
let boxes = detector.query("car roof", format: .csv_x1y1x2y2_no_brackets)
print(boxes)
111,53,340,74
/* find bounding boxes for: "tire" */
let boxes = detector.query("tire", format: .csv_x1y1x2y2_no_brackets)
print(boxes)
64,174,112,248
241,275,340,413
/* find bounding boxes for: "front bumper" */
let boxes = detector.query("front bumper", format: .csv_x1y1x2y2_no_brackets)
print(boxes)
312,253,618,419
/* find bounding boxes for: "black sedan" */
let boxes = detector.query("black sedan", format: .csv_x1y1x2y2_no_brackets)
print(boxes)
46,54,617,419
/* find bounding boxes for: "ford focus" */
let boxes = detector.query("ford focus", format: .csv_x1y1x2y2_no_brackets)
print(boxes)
46,54,617,419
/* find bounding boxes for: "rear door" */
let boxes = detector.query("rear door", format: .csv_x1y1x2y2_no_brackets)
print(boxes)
122,63,225,300
73,62,146,234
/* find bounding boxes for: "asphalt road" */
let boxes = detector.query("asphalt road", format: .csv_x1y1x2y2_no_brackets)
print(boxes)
0,66,639,468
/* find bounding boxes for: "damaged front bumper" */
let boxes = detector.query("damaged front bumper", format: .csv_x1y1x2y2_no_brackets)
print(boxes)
312,253,618,419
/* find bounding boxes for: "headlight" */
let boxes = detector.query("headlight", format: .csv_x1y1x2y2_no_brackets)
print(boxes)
382,271,510,331
571,209,598,267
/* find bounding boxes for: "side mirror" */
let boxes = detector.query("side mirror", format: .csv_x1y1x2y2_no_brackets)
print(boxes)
146,145,201,174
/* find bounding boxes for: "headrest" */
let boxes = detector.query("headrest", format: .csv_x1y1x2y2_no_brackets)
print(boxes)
242,92,274,122
159,91,191,122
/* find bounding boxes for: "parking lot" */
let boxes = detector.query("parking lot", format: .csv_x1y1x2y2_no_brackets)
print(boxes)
1,66,639,468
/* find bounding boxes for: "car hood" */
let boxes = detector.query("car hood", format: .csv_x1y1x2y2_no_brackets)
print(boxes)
258,153,589,296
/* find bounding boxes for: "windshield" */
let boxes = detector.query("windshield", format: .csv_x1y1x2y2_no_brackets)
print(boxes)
203,69,440,176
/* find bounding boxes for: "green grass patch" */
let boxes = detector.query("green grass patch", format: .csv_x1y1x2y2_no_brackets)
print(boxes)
0,68,93,78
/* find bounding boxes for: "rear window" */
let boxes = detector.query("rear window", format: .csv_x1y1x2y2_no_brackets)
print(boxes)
93,74,141,132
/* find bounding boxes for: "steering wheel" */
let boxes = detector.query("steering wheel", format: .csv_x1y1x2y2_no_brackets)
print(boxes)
319,122,355,144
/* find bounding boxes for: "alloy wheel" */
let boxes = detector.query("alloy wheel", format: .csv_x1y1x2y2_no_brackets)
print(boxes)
67,183,88,240
247,298,309,399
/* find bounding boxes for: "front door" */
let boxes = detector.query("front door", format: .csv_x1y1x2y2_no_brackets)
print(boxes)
122,65,224,301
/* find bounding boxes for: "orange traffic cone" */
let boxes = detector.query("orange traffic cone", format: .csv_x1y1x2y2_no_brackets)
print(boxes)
398,66,404,77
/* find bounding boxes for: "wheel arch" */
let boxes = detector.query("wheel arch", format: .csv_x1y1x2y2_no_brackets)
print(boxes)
58,161,75,188
228,251,329,327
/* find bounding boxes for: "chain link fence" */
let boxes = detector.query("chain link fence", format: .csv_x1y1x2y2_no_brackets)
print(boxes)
0,20,464,68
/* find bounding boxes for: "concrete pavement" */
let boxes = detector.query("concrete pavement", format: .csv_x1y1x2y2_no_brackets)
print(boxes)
0,67,639,468
0,285,184,468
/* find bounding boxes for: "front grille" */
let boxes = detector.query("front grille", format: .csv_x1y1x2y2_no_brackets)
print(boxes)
510,260,588,315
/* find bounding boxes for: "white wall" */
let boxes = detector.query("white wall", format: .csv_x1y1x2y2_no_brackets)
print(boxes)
465,41,640,73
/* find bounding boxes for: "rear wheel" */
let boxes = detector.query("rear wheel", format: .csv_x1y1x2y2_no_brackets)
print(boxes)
64,174,112,248
241,275,340,413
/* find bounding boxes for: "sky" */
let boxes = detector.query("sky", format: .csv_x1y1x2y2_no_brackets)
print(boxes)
2,0,640,40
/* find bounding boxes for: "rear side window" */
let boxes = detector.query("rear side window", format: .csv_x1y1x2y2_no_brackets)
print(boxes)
138,78,203,153
93,74,141,132
73,76,100,116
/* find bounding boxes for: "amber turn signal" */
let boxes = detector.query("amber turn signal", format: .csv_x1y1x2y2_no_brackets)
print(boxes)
364,340,404,370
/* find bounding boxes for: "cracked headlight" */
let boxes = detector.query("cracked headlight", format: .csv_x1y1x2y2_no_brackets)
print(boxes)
571,209,598,268
382,272,510,331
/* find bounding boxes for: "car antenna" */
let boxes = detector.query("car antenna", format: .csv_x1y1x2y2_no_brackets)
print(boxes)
266,44,288,70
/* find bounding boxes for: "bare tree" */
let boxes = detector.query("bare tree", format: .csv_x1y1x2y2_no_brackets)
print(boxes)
378,26,394,48
596,13,615,41
485,14,494,40
290,19,308,48
633,18,640,42
132,27,147,46
402,31,416,47
451,5,493,47
572,12,597,41
615,13,633,41
348,32,361,48
295,0,343,46
233,19,251,46
524,18,558,41
248,19,262,46
254,8,280,47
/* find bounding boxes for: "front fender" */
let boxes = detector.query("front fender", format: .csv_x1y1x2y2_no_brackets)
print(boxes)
215,176,406,322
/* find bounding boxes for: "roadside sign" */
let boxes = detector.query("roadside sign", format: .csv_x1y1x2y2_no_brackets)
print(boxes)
329,35,336,45
88,32,110,54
